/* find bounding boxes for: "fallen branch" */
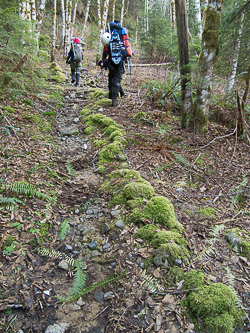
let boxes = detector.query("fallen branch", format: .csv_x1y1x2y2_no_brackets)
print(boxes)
1,53,29,87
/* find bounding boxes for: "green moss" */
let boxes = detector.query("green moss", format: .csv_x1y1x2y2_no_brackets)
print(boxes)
133,111,147,119
99,142,123,164
137,224,157,241
88,88,108,99
80,108,92,117
123,182,155,200
127,198,143,210
110,194,127,206
150,230,186,248
50,71,66,83
143,196,184,231
198,207,216,217
166,267,185,284
128,208,144,223
24,114,41,123
184,283,242,333
183,269,206,290
84,126,95,134
103,125,120,135
93,98,111,108
109,130,124,140
94,139,107,148
38,50,49,60
113,136,128,145
154,243,189,265
85,113,116,128
49,62,62,72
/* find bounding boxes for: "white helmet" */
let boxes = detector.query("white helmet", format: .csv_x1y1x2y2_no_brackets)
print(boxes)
101,32,111,46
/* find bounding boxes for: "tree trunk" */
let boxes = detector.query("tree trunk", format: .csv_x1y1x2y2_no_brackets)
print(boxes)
227,12,244,93
19,2,27,19
96,0,103,64
96,0,110,63
194,0,202,37
194,0,223,134
26,1,31,21
51,0,57,62
120,0,125,25
236,65,250,136
81,0,91,40
36,0,46,49
112,0,116,21
175,0,193,128
60,0,66,49
71,0,78,39
135,15,138,44
65,0,72,55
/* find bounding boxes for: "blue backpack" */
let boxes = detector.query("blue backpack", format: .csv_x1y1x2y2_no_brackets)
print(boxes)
109,22,125,65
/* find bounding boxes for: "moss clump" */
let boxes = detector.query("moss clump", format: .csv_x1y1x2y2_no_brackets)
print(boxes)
198,207,216,217
93,98,111,108
133,111,147,119
38,49,49,60
166,267,185,284
184,283,242,333
150,230,186,248
80,108,92,117
103,125,120,135
128,208,144,223
154,243,189,266
84,126,94,134
99,142,123,164
127,198,143,210
110,194,127,206
183,269,206,290
109,130,124,140
123,182,155,200
225,228,250,258
50,62,62,72
85,113,115,128
143,196,184,231
3,106,15,113
50,71,66,83
113,136,128,145
93,139,107,148
137,224,158,241
88,88,107,99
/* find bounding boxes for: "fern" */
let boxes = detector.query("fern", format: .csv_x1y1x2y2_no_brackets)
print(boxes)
141,269,163,293
59,218,71,240
66,161,76,176
0,196,23,211
39,248,76,266
230,176,249,209
8,181,54,202
69,260,87,296
172,152,192,168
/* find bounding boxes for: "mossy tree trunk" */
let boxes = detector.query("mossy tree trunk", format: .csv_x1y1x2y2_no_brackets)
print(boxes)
194,0,223,134
51,0,56,62
81,0,91,40
175,0,193,128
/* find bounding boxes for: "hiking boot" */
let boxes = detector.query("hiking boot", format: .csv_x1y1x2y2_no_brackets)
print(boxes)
75,74,80,87
112,98,118,107
71,71,76,83
119,86,125,97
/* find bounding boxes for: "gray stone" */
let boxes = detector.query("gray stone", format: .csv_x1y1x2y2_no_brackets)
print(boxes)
103,243,111,250
104,291,115,300
65,244,73,251
91,250,99,257
94,290,104,302
75,208,80,214
45,323,70,333
61,127,79,136
175,259,182,267
111,262,116,267
176,188,183,193
86,209,93,215
69,303,81,311
111,210,120,218
88,241,98,249
118,154,127,161
92,209,99,215
98,107,104,112
83,143,88,150
98,213,104,218
100,223,110,234
73,118,79,123
58,260,69,271
115,219,124,228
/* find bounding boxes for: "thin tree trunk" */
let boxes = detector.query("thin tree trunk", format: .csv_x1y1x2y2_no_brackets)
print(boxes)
65,0,72,54
194,0,223,134
61,0,65,49
26,1,31,21
194,0,202,37
96,0,103,63
236,65,250,136
71,0,78,38
36,0,46,49
120,0,125,25
19,2,27,19
96,0,110,63
51,0,57,62
175,0,193,128
81,0,91,40
135,15,138,44
112,0,116,21
227,13,244,92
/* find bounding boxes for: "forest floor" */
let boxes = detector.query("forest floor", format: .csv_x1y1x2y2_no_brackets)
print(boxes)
1,49,250,333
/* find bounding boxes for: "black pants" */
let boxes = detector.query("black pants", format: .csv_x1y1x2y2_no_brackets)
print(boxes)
108,62,124,100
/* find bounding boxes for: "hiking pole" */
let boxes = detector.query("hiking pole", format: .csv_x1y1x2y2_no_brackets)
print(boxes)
90,67,106,85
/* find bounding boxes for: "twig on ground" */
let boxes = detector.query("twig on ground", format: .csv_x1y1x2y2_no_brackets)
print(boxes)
136,156,152,170
214,210,242,225
91,306,109,320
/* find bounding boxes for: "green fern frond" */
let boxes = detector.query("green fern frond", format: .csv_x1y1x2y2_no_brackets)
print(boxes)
69,259,87,296
38,248,75,266
8,181,54,202
172,153,192,168
141,269,162,292
0,196,23,205
59,218,71,240
66,161,76,176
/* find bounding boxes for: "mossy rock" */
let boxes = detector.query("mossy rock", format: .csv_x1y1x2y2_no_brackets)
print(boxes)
127,198,144,210
123,182,155,200
150,230,186,248
183,269,206,290
85,113,116,128
128,207,144,223
88,88,108,99
109,130,125,140
93,98,111,108
224,228,250,258
198,207,216,217
50,62,62,72
80,108,92,117
143,196,184,231
153,243,189,266
137,224,157,242
99,142,123,164
103,125,120,135
166,267,185,284
93,139,107,148
110,194,127,207
50,71,66,83
113,136,128,145
84,126,95,134
184,283,243,333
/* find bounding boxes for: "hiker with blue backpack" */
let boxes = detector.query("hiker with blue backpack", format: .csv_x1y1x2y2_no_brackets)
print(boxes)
98,20,132,107
66,37,84,87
